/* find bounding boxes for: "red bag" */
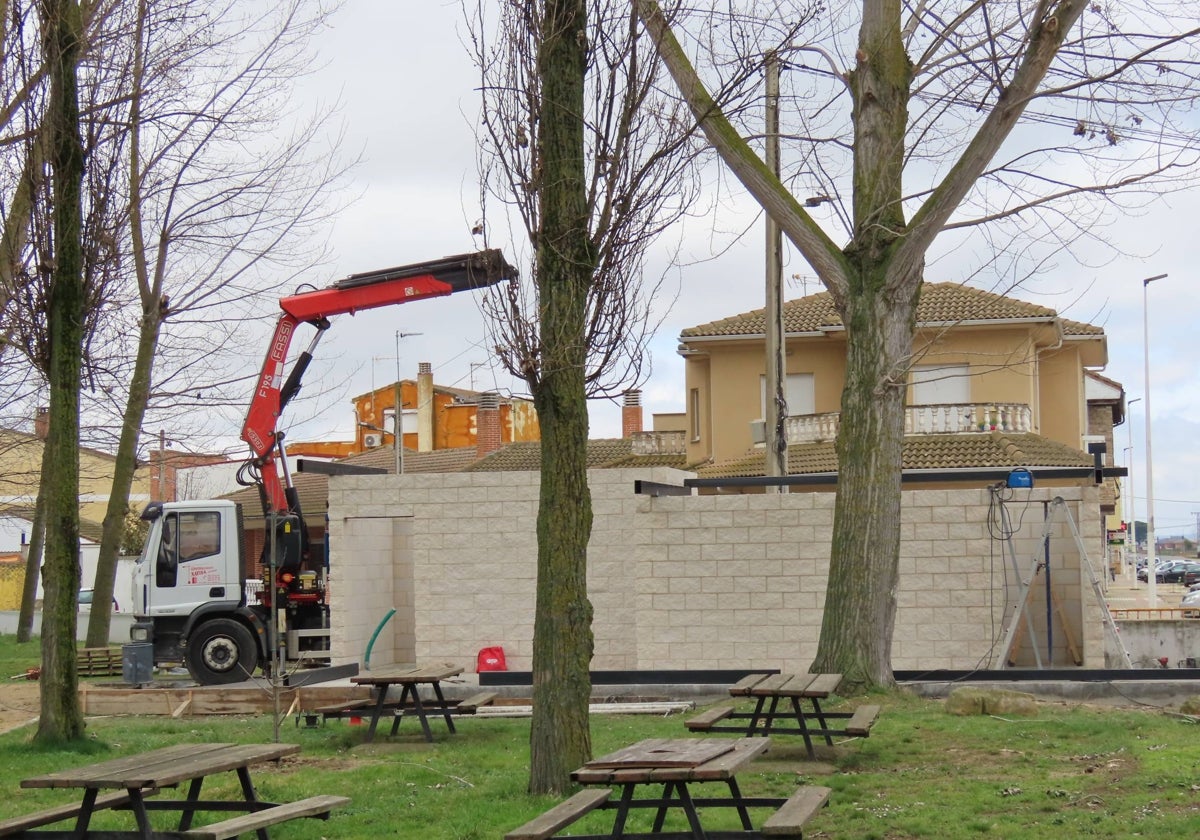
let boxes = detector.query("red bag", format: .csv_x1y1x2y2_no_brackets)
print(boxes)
476,646,507,672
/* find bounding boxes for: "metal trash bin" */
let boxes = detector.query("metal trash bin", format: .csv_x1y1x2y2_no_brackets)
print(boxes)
121,642,154,686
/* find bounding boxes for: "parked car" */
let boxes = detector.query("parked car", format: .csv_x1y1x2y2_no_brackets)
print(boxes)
1136,561,1174,582
78,588,120,613
1181,587,1200,618
1151,562,1200,585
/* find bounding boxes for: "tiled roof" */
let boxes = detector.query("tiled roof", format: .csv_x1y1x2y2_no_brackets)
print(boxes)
343,445,479,473
694,432,1094,478
467,439,625,471
680,282,1092,339
0,505,105,543
465,439,690,472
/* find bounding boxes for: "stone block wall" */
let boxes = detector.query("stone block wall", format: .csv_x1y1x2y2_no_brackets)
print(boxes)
327,469,1104,673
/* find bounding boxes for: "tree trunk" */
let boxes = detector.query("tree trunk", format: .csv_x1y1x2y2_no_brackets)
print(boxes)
810,272,918,691
86,307,159,647
807,1,914,692
527,0,595,795
36,0,87,744
17,470,49,643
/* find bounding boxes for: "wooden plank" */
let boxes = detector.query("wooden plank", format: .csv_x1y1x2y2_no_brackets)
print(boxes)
684,738,770,781
352,663,463,685
747,674,796,696
728,673,771,696
503,789,611,840
773,674,818,696
802,673,843,697
313,698,375,715
0,790,157,835
761,785,831,836
684,706,735,730
79,685,372,717
22,744,299,791
454,691,497,713
76,647,122,677
179,794,349,840
844,704,881,737
22,744,229,789
584,739,735,769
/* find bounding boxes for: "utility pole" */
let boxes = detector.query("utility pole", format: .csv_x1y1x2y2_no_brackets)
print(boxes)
393,331,422,474
763,50,787,491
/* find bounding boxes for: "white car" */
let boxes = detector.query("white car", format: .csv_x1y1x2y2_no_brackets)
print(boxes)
78,589,120,613
1181,587,1200,617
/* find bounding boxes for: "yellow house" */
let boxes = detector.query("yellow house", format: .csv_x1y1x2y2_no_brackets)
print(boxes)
678,282,1116,493
0,408,155,547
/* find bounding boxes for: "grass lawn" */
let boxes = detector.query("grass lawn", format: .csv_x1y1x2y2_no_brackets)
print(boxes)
1,639,1198,837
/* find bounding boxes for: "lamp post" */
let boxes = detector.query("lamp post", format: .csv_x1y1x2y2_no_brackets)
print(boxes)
1126,397,1140,578
1142,274,1167,607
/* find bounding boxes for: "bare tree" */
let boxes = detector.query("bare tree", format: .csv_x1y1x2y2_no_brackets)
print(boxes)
638,0,1200,691
81,0,349,647
36,0,87,743
466,0,715,792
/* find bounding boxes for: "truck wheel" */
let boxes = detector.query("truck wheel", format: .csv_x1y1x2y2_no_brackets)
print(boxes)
186,619,259,685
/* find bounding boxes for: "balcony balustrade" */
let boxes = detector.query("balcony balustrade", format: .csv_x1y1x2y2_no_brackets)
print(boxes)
776,403,1034,445
630,429,687,455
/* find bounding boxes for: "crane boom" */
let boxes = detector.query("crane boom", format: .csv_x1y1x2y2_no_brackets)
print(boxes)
240,249,515,519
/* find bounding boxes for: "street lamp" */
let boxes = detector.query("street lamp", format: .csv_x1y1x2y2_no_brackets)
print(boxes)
1142,273,1167,606
1126,397,1141,577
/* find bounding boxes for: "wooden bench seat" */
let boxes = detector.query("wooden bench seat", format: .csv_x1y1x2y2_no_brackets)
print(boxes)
685,705,735,731
179,794,349,840
504,788,612,840
313,698,376,720
453,691,497,713
0,789,157,836
761,785,831,837
843,704,881,737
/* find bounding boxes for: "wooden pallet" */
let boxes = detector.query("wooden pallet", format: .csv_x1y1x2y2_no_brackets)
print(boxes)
77,647,122,677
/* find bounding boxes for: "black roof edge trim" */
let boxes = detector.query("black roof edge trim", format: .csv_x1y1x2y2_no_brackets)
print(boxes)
683,466,1126,489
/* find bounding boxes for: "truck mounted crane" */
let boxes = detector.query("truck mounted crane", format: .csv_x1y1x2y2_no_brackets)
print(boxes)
128,250,515,685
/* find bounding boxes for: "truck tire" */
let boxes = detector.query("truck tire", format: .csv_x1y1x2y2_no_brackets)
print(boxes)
186,619,259,685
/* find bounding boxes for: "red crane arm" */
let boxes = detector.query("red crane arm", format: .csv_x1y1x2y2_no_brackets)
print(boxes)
240,250,515,514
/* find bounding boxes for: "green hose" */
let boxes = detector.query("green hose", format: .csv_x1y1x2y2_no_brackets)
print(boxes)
363,608,396,671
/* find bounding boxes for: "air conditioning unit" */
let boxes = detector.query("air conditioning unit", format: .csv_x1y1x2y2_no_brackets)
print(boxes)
363,433,382,448
749,419,766,447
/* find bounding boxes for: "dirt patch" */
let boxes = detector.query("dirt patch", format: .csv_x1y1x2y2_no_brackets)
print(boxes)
0,680,40,734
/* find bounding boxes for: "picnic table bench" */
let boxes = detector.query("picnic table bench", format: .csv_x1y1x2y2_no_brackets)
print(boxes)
2,742,348,839
506,737,831,839
316,664,495,742
686,673,880,758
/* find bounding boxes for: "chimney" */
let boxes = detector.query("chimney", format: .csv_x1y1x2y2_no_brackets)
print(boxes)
621,390,643,438
417,362,434,453
34,406,49,439
476,391,502,458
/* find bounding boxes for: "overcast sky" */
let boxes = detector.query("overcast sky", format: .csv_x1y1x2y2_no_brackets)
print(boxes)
265,3,1200,539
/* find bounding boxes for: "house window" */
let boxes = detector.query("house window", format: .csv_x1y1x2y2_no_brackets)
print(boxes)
911,364,970,405
689,388,701,441
382,407,418,436
759,373,815,417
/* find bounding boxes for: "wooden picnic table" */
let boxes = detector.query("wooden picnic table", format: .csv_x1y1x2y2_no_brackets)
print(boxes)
686,673,881,759
507,737,831,839
348,663,490,743
2,742,348,839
